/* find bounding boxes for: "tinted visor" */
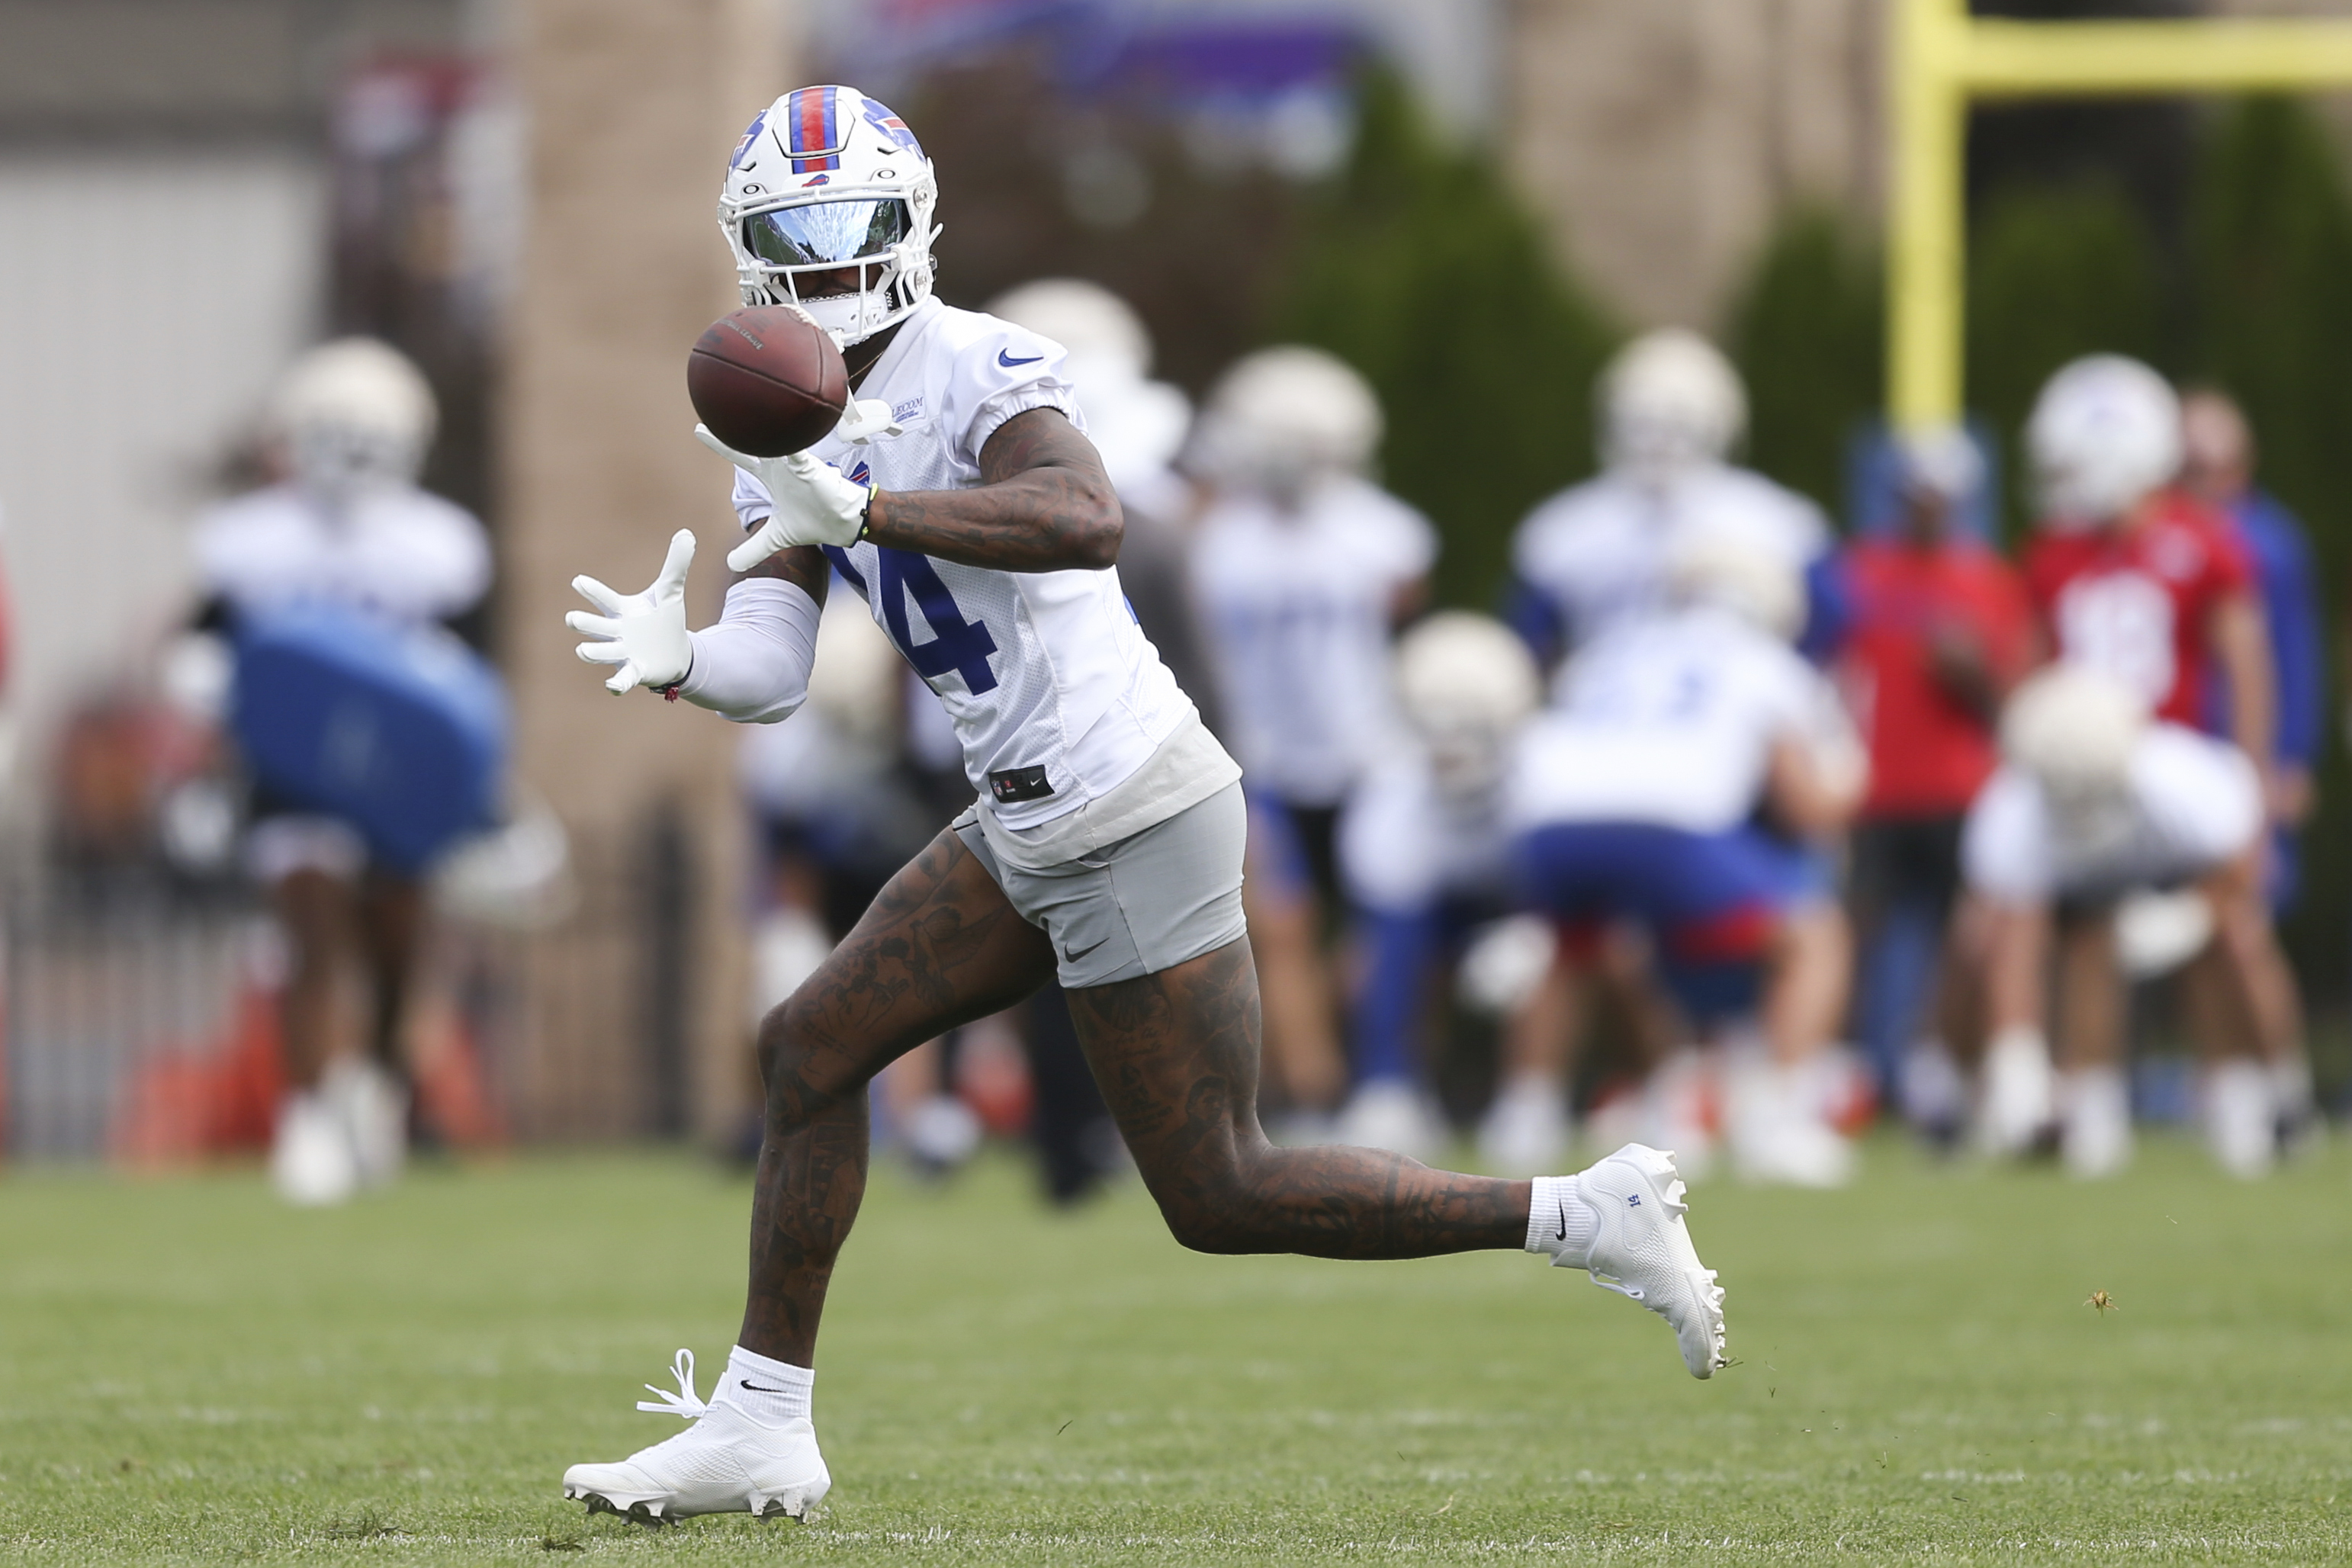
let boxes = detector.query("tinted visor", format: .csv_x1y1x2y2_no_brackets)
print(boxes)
741,199,911,268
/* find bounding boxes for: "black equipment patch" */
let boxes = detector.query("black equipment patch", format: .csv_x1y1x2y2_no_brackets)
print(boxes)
988,766,1056,804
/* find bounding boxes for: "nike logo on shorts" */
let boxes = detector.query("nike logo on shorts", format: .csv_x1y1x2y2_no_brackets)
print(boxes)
1063,937,1109,963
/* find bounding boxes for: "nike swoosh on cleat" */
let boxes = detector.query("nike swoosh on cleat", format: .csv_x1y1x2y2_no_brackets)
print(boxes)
998,349,1044,367
740,1379,788,1393
1062,937,1108,962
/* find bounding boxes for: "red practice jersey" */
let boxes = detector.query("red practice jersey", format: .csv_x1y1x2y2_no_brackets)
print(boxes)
2023,493,2254,726
1840,538,2032,818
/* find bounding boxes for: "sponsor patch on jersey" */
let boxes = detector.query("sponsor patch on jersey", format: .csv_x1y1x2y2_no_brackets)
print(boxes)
988,766,1056,804
891,397,926,425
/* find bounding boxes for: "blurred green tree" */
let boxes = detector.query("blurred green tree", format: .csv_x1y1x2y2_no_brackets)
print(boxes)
1274,70,1618,609
1725,210,1883,519
1968,181,2167,531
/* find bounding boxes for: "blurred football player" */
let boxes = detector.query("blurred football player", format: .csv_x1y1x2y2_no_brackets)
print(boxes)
1501,539,1867,1186
2178,388,2321,1145
1189,346,1437,1126
188,339,490,1207
2000,358,2303,1171
1333,613,1540,1159
1509,329,1845,670
1964,665,2283,1178
1838,427,2032,1139
556,85,1726,1525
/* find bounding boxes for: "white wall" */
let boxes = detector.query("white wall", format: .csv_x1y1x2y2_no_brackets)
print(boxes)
0,150,323,802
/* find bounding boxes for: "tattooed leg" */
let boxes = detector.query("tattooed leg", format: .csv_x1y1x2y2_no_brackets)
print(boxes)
739,827,1055,1364
1068,937,1531,1259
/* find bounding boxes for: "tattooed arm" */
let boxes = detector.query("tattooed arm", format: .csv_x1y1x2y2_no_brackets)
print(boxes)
863,407,1123,571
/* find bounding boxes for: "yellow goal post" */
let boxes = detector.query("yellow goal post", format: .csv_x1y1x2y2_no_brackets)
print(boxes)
1891,0,2352,429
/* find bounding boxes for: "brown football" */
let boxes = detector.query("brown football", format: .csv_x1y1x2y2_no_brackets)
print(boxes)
686,306,851,457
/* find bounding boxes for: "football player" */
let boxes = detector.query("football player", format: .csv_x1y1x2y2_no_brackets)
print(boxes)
1508,329,1844,671
556,85,1727,1525
1963,665,2282,1178
2177,387,2322,1145
1188,346,1437,1127
189,339,490,1206
1334,613,1541,1159
1502,540,1868,1187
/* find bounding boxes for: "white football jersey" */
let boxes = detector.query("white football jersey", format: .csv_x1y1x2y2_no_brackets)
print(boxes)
1339,754,1511,914
1512,462,1828,655
1963,724,2261,903
194,482,490,627
1505,603,1840,835
1190,476,1437,807
731,297,1194,833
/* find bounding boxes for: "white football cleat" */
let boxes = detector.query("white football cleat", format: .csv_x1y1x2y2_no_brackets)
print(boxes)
324,1057,408,1189
1979,1026,2057,1157
1560,1142,1728,1379
2060,1066,2133,1180
1335,1079,1444,1162
271,1090,358,1207
562,1351,830,1524
1477,1072,1569,1175
2203,1059,2275,1181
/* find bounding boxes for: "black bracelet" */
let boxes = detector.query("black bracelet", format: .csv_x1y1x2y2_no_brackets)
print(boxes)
856,485,878,543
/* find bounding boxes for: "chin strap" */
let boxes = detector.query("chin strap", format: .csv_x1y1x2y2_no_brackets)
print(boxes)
635,1348,708,1420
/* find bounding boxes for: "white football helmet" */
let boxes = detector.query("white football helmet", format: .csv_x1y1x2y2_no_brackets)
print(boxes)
266,338,436,496
720,85,940,346
2027,355,2181,529
987,279,1190,496
1894,423,1985,506
1191,345,1382,505
1394,612,1539,798
2000,664,2147,802
1600,329,1746,480
1666,535,1804,641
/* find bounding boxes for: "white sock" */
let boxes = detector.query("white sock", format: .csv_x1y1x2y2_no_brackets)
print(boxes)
713,1345,813,1428
1525,1174,1598,1268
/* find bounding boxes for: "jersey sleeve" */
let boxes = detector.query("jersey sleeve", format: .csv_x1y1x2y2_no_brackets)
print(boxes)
406,494,493,620
731,468,774,529
940,318,1085,474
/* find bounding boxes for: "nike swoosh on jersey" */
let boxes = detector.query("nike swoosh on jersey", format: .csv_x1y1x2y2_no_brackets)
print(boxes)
998,349,1044,367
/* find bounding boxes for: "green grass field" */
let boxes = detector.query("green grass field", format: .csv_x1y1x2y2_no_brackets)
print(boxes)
4,1136,2350,1564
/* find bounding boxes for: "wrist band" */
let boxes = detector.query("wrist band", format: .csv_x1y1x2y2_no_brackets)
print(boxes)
856,484,878,543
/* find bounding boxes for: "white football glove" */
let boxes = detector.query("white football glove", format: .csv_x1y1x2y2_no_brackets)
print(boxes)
567,528,696,695
694,424,876,572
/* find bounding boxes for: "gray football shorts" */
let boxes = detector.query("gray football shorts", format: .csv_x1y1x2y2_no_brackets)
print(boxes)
953,781,1248,989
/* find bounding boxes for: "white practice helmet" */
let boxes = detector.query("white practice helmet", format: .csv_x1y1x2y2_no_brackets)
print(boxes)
1600,329,1746,479
987,279,1190,494
1394,612,1540,797
721,85,940,345
2027,355,2181,528
1193,345,1383,499
1895,423,1985,506
2000,664,2147,799
266,337,437,493
1666,535,1804,641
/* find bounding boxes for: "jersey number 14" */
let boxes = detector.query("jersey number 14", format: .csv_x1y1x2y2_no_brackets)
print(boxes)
826,545,1001,694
